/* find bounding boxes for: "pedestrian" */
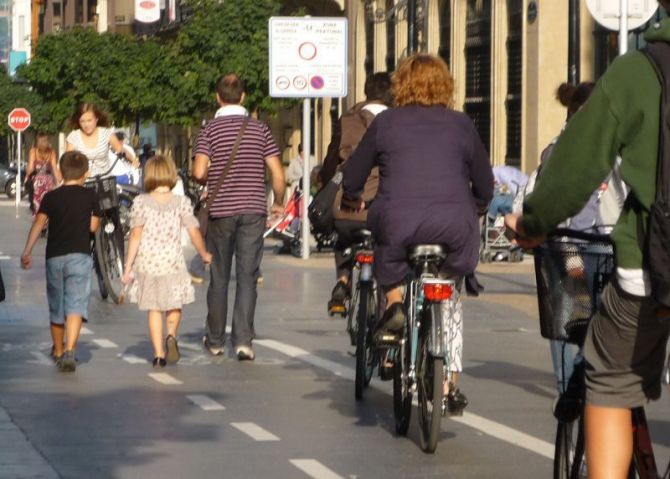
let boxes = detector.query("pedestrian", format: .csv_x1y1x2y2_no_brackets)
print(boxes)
20,151,101,372
122,155,211,368
192,73,286,361
342,54,493,415
25,132,60,223
321,72,392,315
505,5,670,476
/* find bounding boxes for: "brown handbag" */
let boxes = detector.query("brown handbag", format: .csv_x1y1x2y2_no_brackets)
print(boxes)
197,117,250,236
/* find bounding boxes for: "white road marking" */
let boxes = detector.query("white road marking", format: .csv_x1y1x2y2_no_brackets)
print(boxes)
290,459,344,479
92,339,117,348
186,394,225,411
118,354,148,364
28,351,53,366
80,326,94,335
148,373,183,385
178,342,203,352
230,422,280,441
0,255,11,260
255,338,554,460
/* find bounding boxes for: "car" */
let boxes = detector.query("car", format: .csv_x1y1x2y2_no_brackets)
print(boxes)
0,163,28,199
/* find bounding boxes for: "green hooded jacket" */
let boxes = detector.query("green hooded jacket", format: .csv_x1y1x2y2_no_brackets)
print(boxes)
523,18,670,270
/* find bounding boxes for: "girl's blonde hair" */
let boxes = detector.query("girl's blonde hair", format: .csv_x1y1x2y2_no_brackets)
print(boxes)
143,155,177,192
392,54,454,108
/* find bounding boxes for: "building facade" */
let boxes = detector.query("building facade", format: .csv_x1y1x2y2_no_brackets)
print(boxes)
344,0,667,174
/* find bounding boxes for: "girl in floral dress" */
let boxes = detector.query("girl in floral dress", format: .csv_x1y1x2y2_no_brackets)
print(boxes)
122,156,211,367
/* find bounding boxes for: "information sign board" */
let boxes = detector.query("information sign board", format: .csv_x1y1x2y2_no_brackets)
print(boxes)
269,17,348,98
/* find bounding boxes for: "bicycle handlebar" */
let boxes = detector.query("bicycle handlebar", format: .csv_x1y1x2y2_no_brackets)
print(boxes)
84,153,126,183
546,228,613,244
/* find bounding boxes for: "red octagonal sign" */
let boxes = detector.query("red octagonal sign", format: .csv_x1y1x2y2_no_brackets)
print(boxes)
8,108,31,132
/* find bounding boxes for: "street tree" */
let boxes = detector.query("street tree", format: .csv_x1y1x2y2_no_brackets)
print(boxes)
0,70,56,135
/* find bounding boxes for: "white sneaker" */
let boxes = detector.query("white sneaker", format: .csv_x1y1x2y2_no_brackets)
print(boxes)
235,345,255,361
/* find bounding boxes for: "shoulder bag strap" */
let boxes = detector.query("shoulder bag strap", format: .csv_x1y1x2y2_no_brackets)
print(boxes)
204,116,250,211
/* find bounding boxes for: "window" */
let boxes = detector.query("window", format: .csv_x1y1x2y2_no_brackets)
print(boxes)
438,0,451,68
75,0,84,24
87,0,98,23
365,15,374,76
386,0,395,72
464,0,492,152
505,0,522,166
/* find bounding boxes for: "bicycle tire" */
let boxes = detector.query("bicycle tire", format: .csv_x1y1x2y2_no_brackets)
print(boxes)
347,286,359,347
393,317,412,436
95,215,124,304
554,417,586,479
417,311,444,454
355,282,371,400
93,248,108,300
364,285,378,386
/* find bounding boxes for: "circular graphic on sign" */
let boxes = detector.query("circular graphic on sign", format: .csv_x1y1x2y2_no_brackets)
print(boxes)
275,76,290,90
298,42,317,61
310,75,325,90
293,76,308,90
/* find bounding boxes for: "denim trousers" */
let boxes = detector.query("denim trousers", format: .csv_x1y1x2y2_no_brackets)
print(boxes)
205,214,265,348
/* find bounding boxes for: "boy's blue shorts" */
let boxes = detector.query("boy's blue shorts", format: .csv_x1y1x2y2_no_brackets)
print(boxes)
46,253,92,324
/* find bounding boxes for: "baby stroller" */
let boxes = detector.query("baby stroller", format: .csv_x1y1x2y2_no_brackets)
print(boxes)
264,184,304,258
480,191,523,263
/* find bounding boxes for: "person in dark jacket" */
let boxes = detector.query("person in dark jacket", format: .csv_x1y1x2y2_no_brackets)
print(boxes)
342,54,493,412
322,72,392,315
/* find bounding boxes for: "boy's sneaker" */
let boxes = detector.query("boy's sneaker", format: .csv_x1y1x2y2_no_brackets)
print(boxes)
202,336,223,356
59,351,76,373
165,335,180,364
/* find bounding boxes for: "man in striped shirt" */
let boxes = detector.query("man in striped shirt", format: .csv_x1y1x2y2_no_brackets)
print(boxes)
193,73,285,361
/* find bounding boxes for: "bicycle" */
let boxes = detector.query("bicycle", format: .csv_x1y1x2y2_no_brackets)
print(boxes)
534,229,670,479
342,229,379,400
86,157,126,304
389,244,459,453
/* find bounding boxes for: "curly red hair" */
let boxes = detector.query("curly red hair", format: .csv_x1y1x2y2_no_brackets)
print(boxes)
392,54,454,108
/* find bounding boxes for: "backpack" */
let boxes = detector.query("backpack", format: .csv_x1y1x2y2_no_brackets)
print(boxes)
642,41,670,308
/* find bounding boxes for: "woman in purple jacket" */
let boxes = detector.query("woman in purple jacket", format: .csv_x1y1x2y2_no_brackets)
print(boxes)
342,54,493,410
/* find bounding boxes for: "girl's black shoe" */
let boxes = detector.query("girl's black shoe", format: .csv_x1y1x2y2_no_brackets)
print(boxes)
152,357,167,368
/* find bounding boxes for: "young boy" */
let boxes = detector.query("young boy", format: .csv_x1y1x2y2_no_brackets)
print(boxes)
21,151,100,372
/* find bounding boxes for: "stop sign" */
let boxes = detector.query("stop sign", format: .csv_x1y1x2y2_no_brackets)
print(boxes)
8,108,31,132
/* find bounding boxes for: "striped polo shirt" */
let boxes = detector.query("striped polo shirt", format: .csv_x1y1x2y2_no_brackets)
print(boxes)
194,106,280,218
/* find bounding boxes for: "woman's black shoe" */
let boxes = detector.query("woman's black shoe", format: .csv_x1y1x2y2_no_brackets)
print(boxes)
328,280,350,316
152,357,167,368
441,383,468,417
373,302,406,344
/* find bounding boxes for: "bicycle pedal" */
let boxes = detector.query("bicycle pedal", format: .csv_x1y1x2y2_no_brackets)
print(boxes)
374,334,399,347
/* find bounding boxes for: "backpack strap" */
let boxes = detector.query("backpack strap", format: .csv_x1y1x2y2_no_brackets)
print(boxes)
642,42,670,204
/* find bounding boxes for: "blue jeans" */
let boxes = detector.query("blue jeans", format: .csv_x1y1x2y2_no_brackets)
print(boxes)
46,253,92,324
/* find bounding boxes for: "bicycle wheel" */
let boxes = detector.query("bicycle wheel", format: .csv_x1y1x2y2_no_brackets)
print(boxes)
417,310,444,453
364,285,379,386
346,286,359,346
393,317,412,435
554,417,586,479
95,214,125,304
355,282,371,400
93,248,108,300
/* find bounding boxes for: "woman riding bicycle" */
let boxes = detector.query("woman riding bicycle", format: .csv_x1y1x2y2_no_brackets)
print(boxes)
65,103,138,174
342,54,494,410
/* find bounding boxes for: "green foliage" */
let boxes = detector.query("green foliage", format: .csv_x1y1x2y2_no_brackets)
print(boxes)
13,0,295,130
0,71,57,135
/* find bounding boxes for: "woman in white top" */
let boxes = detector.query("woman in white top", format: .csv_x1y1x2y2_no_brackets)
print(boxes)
66,103,138,177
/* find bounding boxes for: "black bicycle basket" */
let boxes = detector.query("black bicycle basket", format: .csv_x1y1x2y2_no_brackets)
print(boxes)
533,234,615,342
93,177,119,211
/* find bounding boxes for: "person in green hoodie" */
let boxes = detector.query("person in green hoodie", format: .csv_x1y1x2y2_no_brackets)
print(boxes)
505,4,670,478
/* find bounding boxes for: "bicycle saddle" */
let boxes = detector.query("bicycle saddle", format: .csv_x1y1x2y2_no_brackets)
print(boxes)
353,229,373,243
408,244,447,265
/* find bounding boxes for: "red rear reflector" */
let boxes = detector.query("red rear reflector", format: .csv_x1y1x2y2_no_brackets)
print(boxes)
355,253,374,264
423,283,453,301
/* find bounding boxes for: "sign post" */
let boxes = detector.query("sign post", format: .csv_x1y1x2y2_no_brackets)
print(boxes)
269,16,348,259
8,108,31,218
586,0,658,55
